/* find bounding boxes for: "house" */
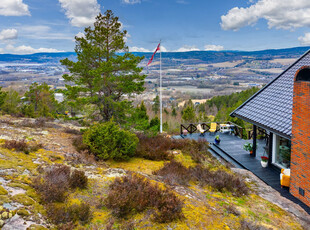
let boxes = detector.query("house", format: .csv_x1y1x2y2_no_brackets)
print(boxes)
230,51,310,207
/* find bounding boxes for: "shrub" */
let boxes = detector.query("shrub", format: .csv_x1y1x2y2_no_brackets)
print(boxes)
33,164,88,203
69,170,88,189
153,160,191,186
46,202,92,226
153,162,249,197
72,135,88,153
190,166,249,196
83,120,138,161
3,139,43,154
105,173,183,223
135,134,175,161
33,164,71,203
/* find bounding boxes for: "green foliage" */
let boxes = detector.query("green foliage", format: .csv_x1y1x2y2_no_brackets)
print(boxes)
149,116,160,132
152,95,160,114
83,120,138,161
1,89,21,115
0,87,7,108
182,105,196,123
171,107,177,117
60,10,146,123
127,101,149,131
23,82,57,117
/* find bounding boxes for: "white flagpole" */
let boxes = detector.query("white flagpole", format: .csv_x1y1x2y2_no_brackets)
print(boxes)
159,42,163,133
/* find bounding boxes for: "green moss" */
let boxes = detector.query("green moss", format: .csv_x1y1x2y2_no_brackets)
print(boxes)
7,182,30,190
0,185,8,195
0,195,11,205
26,224,48,230
12,194,34,206
17,208,30,216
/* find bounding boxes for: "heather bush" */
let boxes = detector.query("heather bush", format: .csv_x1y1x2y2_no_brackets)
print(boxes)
72,135,88,153
105,173,183,223
153,162,249,196
46,202,92,225
83,120,138,161
33,164,88,203
153,160,191,186
69,169,88,189
3,139,43,154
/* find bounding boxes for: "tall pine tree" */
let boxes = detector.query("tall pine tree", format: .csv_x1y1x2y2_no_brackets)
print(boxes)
61,10,146,122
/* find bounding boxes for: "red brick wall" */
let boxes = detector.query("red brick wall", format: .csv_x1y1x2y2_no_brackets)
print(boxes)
291,67,310,206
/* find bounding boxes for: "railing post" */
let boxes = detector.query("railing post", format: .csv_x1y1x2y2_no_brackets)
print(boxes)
253,125,257,157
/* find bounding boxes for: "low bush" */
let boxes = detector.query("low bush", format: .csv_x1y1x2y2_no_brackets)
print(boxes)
64,128,81,135
135,134,176,161
46,202,92,226
69,169,88,189
3,139,43,154
153,160,191,186
72,136,88,153
105,173,183,223
83,120,138,161
33,164,88,203
153,162,249,197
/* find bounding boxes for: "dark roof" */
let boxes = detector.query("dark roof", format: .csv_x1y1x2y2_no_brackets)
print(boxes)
231,50,310,139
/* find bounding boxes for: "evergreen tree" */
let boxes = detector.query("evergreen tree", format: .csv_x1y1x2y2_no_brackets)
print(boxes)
152,95,160,114
172,107,177,117
1,89,20,115
60,10,146,123
182,105,196,123
23,82,57,117
0,87,7,109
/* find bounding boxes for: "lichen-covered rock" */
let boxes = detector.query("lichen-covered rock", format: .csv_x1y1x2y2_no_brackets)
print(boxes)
12,194,34,206
0,186,8,195
2,211,8,219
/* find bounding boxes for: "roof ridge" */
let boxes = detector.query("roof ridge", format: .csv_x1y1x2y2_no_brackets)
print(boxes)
230,49,310,117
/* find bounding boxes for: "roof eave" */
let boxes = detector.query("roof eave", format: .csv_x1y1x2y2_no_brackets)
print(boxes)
233,113,291,140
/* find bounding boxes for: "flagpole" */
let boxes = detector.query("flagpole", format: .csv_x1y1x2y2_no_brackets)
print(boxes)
159,41,163,133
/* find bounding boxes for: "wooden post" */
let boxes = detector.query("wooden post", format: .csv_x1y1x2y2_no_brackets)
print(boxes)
268,132,273,165
253,125,257,157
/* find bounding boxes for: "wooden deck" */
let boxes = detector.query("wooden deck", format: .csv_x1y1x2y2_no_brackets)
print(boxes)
173,132,310,214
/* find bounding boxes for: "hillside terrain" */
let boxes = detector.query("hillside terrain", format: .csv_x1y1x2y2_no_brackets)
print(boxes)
0,116,307,229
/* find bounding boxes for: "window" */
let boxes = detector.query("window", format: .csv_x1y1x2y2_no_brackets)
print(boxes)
272,134,291,169
296,67,310,82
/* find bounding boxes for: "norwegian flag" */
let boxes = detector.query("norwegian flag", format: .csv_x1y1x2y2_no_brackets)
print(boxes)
147,43,160,66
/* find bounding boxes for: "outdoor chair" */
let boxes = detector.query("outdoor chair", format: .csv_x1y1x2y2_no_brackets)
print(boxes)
197,124,205,136
280,168,290,188
209,122,217,135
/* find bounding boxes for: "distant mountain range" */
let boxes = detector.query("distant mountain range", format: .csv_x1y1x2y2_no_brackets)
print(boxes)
0,46,310,64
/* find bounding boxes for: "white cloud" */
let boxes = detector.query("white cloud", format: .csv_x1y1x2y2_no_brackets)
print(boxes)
204,44,224,51
175,45,199,52
129,47,150,52
0,0,30,16
221,0,310,31
122,0,141,4
0,48,4,54
5,44,64,55
59,0,100,27
75,32,85,38
0,29,18,41
298,33,310,45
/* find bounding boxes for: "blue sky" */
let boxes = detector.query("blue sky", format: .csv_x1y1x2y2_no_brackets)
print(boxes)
1,0,310,54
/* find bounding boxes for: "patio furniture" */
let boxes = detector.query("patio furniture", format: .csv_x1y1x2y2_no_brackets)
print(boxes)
209,122,217,135
280,168,290,188
197,124,205,136
220,124,232,133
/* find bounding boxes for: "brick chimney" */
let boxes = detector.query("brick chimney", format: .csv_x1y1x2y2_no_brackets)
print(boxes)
291,66,310,206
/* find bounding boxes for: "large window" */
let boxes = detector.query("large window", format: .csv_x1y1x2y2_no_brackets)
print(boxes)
272,134,291,169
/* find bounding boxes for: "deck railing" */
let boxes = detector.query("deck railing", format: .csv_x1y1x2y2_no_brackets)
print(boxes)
180,121,244,139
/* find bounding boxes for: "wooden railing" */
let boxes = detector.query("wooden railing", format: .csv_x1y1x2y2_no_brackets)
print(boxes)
248,127,269,144
180,121,244,139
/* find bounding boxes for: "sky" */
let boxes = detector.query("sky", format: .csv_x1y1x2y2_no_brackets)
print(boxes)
1,0,310,54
